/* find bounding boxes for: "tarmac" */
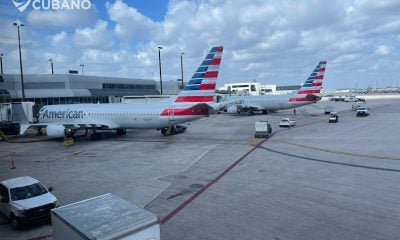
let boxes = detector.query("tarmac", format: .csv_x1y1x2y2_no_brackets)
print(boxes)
1,95,400,240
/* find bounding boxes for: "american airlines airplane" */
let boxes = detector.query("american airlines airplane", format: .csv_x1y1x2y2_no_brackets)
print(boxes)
21,46,224,140
224,61,327,115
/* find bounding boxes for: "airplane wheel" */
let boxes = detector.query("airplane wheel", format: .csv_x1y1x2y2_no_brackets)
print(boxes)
90,134,96,140
116,129,126,135
90,133,102,141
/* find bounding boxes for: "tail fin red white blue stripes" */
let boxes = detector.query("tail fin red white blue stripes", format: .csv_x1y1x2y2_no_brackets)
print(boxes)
289,60,327,102
175,46,223,103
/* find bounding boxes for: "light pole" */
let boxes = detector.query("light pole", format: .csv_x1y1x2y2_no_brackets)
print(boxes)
49,59,54,75
0,53,3,74
180,52,184,89
158,46,163,95
80,64,84,75
13,22,25,101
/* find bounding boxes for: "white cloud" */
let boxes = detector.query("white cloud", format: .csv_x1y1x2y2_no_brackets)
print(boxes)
27,7,97,28
368,20,400,34
106,0,160,40
257,31,298,51
73,20,113,49
375,45,392,56
3,0,400,89
52,31,67,45
332,53,361,64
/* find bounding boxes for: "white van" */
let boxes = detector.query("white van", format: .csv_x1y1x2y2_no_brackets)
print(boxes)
255,121,272,138
0,176,58,229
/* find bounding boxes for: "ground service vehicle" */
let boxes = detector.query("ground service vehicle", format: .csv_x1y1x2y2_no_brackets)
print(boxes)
329,112,339,123
324,103,334,114
0,176,58,229
357,107,369,117
255,121,272,138
279,118,296,127
344,95,357,102
352,101,366,111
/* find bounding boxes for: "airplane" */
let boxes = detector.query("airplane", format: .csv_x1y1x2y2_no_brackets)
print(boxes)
224,60,327,115
20,46,224,140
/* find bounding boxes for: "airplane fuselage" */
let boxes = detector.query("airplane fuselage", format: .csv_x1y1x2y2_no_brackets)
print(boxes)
226,93,317,112
37,102,206,129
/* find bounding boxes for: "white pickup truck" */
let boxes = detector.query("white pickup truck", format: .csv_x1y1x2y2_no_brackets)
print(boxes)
0,176,58,229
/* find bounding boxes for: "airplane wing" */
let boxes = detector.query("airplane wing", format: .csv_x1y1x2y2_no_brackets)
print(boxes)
190,101,235,114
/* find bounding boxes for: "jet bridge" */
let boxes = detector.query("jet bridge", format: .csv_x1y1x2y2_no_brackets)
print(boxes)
0,102,35,135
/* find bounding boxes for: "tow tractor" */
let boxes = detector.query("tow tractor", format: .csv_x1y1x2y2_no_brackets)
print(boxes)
328,112,339,123
159,125,187,136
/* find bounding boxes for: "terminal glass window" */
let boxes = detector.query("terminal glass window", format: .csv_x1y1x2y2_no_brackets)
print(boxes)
102,83,155,90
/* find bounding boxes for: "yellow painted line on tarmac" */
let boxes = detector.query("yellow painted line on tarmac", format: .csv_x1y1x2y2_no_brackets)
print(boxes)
249,139,264,146
0,129,56,144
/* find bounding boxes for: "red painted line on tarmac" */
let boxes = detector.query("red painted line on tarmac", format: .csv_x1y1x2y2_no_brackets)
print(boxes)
160,133,275,224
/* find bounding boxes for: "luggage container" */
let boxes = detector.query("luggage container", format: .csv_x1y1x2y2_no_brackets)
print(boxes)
52,193,160,240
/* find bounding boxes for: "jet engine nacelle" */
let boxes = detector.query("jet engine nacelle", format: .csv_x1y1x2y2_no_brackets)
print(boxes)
226,105,238,113
46,125,66,137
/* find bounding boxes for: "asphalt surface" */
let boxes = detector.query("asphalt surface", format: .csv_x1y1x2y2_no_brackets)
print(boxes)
1,96,400,240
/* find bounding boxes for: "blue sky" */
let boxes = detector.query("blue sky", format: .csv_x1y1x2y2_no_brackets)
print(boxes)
1,0,400,90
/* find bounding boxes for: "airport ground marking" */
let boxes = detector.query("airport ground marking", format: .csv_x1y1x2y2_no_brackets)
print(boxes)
271,140,400,161
258,146,400,173
0,129,58,143
159,114,333,224
160,132,276,224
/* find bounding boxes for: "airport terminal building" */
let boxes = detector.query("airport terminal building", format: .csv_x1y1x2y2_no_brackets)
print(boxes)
0,74,181,112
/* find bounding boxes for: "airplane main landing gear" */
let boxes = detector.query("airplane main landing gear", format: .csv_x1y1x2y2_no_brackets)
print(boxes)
116,128,127,135
160,125,187,136
90,132,102,141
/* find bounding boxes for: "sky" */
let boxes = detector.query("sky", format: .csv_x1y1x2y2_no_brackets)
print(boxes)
0,0,400,90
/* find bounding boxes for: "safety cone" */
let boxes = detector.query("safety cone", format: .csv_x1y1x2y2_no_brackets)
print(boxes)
10,159,16,169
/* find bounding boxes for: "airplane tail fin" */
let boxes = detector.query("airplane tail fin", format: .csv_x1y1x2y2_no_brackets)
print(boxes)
175,46,223,103
289,60,327,102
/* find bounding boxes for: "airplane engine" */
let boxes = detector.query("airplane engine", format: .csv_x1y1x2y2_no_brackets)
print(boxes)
226,105,238,113
46,125,66,137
